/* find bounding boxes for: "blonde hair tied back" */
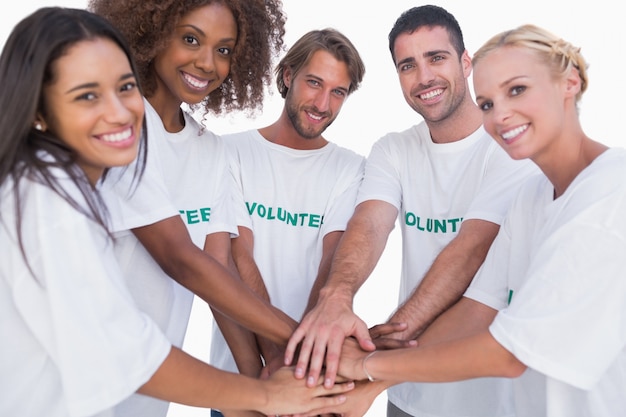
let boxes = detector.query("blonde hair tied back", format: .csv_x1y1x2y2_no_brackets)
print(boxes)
472,24,589,102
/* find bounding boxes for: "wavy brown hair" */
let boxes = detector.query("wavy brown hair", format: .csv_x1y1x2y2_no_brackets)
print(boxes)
88,0,286,116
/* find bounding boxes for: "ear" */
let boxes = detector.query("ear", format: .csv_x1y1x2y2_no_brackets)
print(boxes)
461,49,473,79
563,66,582,99
283,66,293,89
33,114,47,132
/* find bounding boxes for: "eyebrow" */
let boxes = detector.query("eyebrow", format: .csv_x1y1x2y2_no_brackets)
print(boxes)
395,49,451,69
177,24,236,43
64,72,136,94
475,75,529,102
308,73,350,93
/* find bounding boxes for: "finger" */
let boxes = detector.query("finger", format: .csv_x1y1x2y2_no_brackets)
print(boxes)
369,322,407,339
294,333,316,381
304,337,328,387
285,326,307,366
353,320,376,351
305,392,350,417
318,330,345,388
372,337,415,350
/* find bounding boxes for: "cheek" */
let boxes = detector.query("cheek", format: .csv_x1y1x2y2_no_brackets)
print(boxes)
217,59,232,79
481,115,499,140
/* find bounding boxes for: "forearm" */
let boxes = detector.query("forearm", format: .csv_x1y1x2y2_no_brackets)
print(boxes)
304,231,343,315
133,218,296,345
231,227,272,301
212,308,263,377
139,346,270,410
318,201,397,306
360,331,526,384
389,219,500,339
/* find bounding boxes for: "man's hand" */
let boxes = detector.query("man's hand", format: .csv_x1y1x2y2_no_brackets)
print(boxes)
285,295,375,388
369,322,418,350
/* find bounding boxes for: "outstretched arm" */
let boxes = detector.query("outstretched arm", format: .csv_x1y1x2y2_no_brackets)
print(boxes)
387,219,500,340
132,216,297,346
140,346,354,416
285,200,398,387
204,231,264,377
338,297,525,385
231,226,291,372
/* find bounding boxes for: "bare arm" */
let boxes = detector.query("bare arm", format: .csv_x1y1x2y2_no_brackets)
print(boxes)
341,331,525,385
131,216,296,345
285,200,398,387
203,231,264,377
230,226,289,371
303,230,343,316
139,346,354,415
338,297,525,385
388,219,500,340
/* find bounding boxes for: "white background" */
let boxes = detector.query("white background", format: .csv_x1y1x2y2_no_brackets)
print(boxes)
3,1,624,416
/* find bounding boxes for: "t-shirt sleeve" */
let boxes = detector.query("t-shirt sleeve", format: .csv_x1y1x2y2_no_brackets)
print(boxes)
100,153,179,233
356,135,403,209
464,143,538,225
204,137,238,237
464,216,513,310
490,207,626,390
319,155,365,236
12,196,171,416
226,138,253,230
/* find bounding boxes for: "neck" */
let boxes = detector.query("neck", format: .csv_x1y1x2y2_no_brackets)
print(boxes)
146,92,185,134
259,110,328,150
427,96,483,144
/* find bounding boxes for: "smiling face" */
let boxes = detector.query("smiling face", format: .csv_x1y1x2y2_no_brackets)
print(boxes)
473,46,566,161
41,37,144,186
393,26,471,124
283,49,351,141
152,2,237,108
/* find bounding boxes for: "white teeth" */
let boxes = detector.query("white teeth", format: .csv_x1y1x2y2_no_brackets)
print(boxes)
102,128,132,143
420,89,443,100
501,125,528,141
183,72,209,89
307,112,322,121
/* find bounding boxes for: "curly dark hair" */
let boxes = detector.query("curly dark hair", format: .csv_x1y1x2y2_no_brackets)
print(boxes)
88,0,286,116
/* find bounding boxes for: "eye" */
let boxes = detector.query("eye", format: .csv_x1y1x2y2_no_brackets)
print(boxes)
307,79,321,87
120,81,138,93
431,55,445,63
76,91,98,102
399,63,414,72
183,35,199,46
217,47,232,56
478,100,493,112
510,85,526,96
332,88,346,98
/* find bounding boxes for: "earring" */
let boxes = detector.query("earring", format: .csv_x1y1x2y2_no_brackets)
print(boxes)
34,121,43,131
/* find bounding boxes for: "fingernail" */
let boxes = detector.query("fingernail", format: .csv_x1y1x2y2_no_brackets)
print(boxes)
307,376,315,386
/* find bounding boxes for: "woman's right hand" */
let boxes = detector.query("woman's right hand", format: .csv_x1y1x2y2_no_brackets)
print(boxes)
261,366,354,416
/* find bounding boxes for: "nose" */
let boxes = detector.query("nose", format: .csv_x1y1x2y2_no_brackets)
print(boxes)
195,47,216,73
492,101,513,124
312,89,331,113
103,93,132,124
416,65,436,86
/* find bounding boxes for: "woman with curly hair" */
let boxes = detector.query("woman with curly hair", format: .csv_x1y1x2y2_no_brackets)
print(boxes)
87,1,302,416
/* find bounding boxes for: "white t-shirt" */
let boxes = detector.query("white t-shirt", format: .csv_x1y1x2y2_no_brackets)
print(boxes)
466,148,626,417
210,129,365,372
0,170,170,417
101,99,237,417
361,122,538,417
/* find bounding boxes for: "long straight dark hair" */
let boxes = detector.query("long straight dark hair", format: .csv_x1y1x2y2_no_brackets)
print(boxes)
0,7,147,273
